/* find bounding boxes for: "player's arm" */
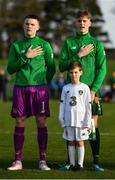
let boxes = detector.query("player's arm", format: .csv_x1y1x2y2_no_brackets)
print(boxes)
59,39,82,72
59,40,71,72
91,41,106,93
59,87,66,128
44,42,56,84
7,44,29,74
83,86,92,128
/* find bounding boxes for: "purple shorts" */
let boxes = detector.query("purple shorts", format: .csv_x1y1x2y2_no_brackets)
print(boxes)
11,85,50,118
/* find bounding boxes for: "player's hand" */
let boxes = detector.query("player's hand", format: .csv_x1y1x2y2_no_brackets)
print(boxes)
91,91,96,102
26,45,43,59
77,44,94,58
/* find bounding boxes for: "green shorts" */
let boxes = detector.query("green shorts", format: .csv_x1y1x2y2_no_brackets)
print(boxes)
92,96,103,116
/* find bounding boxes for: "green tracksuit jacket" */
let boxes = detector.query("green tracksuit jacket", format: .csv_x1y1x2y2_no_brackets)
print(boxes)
59,32,106,93
7,35,55,86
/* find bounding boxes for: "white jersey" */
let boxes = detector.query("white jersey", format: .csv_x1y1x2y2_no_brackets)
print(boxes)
59,83,91,128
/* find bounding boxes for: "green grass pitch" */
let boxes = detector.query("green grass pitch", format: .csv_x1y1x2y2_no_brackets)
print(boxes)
0,100,115,179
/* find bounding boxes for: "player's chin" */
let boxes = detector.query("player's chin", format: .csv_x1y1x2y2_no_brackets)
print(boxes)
79,28,86,34
25,32,34,38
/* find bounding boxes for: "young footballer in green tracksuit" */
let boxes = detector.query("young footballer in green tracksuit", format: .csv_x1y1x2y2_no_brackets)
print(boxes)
7,14,55,171
7,35,55,86
59,10,106,171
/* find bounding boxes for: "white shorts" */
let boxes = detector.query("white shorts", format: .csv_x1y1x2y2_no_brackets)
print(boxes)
63,127,89,141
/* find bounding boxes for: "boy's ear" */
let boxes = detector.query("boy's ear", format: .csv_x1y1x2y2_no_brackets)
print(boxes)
37,22,40,31
89,20,92,27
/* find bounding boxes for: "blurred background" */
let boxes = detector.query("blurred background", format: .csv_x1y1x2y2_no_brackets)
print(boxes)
0,0,115,103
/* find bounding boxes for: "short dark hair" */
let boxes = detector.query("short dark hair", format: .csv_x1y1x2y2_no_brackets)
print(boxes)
24,14,39,21
68,61,82,71
76,10,92,19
